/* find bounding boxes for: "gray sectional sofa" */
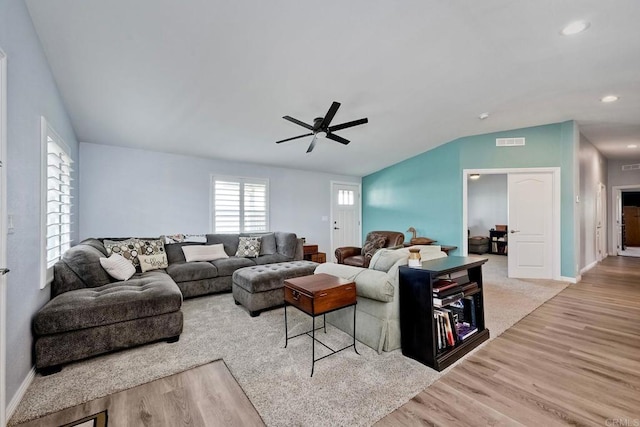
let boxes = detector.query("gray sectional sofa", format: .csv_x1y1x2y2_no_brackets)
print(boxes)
33,232,303,373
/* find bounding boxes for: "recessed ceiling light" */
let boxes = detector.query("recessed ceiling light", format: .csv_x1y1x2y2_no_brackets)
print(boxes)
478,112,490,120
628,144,637,149
601,95,619,103
561,20,590,36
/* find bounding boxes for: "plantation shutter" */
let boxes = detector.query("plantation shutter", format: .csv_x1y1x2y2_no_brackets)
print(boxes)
46,139,73,268
213,177,269,233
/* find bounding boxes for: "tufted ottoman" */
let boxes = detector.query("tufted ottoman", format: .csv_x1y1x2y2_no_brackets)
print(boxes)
232,260,319,316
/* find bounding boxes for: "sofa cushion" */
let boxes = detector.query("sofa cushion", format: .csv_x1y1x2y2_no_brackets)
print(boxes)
314,263,394,302
100,253,136,281
59,244,113,289
274,232,298,258
166,261,218,282
253,253,292,265
369,248,408,272
211,257,255,276
165,242,203,264
207,234,240,256
33,271,182,335
236,236,261,257
344,255,366,267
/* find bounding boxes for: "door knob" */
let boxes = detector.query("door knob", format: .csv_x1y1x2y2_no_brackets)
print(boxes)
0,268,9,275
510,230,520,234
333,227,340,230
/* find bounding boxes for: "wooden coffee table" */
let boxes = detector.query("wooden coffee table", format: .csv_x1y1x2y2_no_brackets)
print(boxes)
284,273,358,376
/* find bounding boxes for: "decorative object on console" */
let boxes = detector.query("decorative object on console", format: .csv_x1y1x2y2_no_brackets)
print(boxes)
99,253,136,281
182,243,229,262
406,227,436,245
408,247,421,267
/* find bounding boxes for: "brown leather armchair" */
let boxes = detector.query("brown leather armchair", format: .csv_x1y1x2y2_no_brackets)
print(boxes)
335,230,405,268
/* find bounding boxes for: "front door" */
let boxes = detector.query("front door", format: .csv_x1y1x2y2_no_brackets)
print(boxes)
330,182,360,262
507,172,554,278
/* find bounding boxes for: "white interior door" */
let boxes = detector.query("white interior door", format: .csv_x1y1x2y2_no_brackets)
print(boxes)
508,172,554,278
330,182,361,261
596,183,606,261
0,47,7,426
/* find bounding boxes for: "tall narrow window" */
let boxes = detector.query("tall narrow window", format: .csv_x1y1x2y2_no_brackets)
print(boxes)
41,117,73,287
212,176,269,233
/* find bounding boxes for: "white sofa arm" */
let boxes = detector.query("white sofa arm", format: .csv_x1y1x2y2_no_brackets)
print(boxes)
315,263,395,303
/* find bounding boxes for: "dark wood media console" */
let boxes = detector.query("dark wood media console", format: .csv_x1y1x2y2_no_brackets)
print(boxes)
399,256,489,371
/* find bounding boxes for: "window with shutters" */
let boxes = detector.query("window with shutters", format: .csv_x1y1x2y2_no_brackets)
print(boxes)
211,176,269,233
41,117,73,288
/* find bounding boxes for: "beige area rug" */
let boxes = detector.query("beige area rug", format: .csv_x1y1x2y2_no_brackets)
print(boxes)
10,255,569,426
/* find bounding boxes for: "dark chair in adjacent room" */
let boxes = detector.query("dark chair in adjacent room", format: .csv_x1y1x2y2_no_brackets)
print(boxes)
335,231,405,268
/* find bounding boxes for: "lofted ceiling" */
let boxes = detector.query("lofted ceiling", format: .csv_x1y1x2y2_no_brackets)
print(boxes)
25,0,640,176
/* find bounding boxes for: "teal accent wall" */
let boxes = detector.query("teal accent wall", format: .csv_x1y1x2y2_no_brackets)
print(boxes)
363,121,576,278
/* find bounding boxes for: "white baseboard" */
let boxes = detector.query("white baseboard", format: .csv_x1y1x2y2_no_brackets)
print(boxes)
580,260,598,275
6,366,35,422
560,275,578,283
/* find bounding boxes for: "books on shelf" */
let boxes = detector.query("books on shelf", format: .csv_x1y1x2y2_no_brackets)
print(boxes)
455,322,478,341
433,292,464,307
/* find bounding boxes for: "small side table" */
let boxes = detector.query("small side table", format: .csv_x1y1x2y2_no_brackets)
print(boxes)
284,273,358,376
303,244,326,263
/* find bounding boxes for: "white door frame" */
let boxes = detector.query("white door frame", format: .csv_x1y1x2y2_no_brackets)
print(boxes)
0,47,8,427
597,182,607,261
462,167,561,280
329,181,362,260
611,185,640,255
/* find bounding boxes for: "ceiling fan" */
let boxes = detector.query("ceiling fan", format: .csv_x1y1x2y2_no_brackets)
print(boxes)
276,102,368,153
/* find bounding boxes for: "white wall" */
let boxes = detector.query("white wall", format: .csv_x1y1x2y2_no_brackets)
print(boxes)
0,0,80,411
579,134,607,269
467,174,507,237
80,143,360,255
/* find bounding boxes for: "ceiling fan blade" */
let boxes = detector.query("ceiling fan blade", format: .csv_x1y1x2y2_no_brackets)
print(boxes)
326,133,350,145
283,116,314,130
306,135,318,153
275,133,313,144
328,118,368,132
320,102,341,128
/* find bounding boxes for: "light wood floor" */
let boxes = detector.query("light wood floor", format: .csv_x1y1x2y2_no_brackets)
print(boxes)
15,360,264,427
377,255,640,426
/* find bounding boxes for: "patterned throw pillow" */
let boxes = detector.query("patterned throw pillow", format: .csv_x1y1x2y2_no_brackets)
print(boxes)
236,236,261,258
361,233,388,259
138,253,169,273
104,238,143,267
139,239,166,256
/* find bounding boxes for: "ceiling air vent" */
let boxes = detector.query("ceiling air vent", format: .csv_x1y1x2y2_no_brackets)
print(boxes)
496,137,525,147
622,164,640,171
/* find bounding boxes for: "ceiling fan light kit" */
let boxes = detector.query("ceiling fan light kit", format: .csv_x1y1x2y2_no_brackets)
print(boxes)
276,101,368,153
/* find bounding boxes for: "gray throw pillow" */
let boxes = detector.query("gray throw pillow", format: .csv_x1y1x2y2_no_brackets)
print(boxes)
258,233,277,255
